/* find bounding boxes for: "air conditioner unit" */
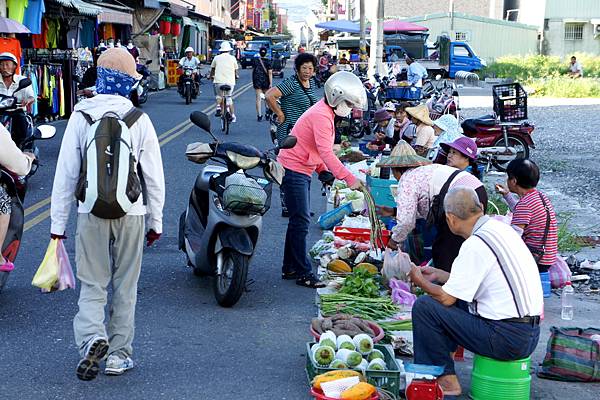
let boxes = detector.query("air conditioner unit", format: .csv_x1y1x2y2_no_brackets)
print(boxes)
592,19,600,38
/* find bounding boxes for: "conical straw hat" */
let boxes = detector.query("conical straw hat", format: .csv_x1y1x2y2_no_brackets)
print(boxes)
376,140,432,168
406,104,434,126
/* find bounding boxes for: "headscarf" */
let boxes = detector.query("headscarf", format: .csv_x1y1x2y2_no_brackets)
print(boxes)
96,67,136,97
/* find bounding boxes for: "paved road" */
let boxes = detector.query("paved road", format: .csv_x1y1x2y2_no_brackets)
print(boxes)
0,65,325,399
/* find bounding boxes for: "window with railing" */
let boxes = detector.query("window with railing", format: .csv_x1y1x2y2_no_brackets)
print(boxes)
454,31,468,41
564,23,584,40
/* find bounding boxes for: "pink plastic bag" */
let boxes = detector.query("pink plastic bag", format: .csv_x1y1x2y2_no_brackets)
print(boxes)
41,239,75,293
549,257,571,289
389,278,417,307
382,248,412,282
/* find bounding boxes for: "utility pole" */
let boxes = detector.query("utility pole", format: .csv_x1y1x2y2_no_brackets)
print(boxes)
359,0,367,72
334,0,339,20
369,0,384,77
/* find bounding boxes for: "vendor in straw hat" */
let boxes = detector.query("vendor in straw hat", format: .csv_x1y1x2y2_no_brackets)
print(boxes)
406,104,436,157
377,141,488,272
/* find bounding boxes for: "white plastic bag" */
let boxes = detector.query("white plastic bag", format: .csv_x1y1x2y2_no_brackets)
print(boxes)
382,248,412,283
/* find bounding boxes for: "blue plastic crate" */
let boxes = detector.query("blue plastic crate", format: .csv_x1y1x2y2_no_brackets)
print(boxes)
317,202,353,230
385,86,422,100
366,175,396,208
359,140,381,157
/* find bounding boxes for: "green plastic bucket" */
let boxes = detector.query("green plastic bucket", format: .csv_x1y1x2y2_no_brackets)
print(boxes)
470,355,531,400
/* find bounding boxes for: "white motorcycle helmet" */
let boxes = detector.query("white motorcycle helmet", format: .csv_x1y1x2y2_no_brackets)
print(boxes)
324,71,368,117
185,47,195,54
0,52,18,66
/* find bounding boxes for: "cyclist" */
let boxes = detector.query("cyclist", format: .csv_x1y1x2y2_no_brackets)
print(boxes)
209,41,239,122
0,52,36,146
178,47,201,97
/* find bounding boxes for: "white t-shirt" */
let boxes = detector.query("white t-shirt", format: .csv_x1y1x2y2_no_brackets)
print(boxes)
443,217,544,320
570,61,583,75
179,56,201,70
211,53,238,85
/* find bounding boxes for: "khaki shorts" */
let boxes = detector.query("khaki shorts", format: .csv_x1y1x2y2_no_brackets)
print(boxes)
214,83,234,105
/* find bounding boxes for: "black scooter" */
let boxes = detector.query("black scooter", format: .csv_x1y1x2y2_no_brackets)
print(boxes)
0,80,56,293
131,60,152,107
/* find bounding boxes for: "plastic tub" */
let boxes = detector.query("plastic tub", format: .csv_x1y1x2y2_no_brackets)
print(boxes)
470,355,531,400
366,175,396,208
539,272,551,298
310,388,379,400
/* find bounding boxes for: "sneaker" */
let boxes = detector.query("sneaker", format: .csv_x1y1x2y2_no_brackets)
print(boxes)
104,354,134,376
76,336,109,381
257,115,263,121
215,109,222,117
0,261,14,272
231,114,237,123
281,209,289,218
296,273,326,289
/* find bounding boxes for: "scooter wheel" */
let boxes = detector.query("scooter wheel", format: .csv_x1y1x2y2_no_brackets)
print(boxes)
213,249,249,307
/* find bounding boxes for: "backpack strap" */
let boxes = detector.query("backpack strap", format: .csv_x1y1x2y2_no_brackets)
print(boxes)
79,111,94,125
122,107,144,128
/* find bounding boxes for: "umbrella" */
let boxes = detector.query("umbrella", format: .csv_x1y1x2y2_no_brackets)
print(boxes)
315,20,361,34
0,16,31,34
383,19,428,33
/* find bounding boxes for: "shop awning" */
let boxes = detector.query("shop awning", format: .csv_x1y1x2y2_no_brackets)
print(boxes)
97,8,133,25
143,0,161,8
53,0,103,16
159,1,189,17
211,18,227,30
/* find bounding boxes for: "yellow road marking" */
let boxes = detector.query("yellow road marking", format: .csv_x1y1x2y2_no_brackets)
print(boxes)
22,82,254,232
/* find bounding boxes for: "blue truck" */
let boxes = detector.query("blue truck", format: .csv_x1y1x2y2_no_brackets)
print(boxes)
334,35,486,78
241,40,272,69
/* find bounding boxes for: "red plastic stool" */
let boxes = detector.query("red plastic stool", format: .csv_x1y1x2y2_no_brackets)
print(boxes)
454,346,465,361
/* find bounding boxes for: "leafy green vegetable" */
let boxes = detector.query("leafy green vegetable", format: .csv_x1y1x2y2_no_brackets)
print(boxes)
339,269,381,298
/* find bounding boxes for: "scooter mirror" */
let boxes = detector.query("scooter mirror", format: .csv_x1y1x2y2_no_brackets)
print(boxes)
279,135,297,149
190,111,211,132
16,78,32,92
35,125,56,140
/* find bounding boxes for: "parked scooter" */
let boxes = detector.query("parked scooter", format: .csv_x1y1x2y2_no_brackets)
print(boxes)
179,66,200,105
0,123,56,293
462,114,535,171
0,78,46,177
179,111,296,306
130,60,152,107
424,76,460,120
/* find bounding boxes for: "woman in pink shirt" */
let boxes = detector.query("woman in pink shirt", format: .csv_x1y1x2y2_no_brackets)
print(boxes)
278,72,367,288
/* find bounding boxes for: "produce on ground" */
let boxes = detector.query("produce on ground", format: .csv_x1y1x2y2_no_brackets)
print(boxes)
311,314,376,338
320,330,338,350
336,349,363,368
314,345,336,366
320,294,400,321
354,263,378,274
367,349,384,362
339,268,381,298
328,259,353,274
353,334,374,355
312,370,365,391
377,320,413,333
340,381,378,400
330,359,349,369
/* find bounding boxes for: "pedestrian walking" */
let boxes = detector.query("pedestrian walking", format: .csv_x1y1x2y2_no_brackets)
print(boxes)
50,48,165,381
252,47,272,121
265,53,318,217
277,72,366,288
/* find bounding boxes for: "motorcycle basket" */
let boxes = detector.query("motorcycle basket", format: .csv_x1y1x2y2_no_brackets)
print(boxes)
492,83,527,122
214,173,272,216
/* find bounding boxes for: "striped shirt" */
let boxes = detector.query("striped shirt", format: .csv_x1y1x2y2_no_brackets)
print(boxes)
275,75,318,143
510,190,558,266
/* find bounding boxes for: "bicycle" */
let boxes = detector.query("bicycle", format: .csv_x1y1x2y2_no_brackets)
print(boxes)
218,84,233,135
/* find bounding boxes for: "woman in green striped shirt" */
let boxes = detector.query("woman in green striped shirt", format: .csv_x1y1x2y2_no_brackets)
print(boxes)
266,53,319,145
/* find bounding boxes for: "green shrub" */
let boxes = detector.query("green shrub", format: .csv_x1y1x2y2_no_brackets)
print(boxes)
482,53,600,80
527,77,600,98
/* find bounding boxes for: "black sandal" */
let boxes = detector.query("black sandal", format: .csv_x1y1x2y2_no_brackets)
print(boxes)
296,274,326,288
281,271,298,280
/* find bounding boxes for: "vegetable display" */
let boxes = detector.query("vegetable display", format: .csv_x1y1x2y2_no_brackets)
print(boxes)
339,268,381,298
320,294,400,321
377,320,413,333
360,188,385,250
311,314,376,337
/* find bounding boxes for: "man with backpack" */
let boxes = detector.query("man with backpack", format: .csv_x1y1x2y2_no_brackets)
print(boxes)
50,48,165,381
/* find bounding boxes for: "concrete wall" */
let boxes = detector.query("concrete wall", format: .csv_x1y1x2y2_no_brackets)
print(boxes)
545,0,600,19
544,19,600,57
386,0,503,20
405,14,539,62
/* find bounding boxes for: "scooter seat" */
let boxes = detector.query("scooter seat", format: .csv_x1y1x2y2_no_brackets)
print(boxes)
462,114,496,133
219,84,232,92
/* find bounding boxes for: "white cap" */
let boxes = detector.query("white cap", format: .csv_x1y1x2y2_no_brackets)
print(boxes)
185,47,194,53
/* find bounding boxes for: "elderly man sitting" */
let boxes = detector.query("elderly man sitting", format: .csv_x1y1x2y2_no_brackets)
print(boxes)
408,187,543,396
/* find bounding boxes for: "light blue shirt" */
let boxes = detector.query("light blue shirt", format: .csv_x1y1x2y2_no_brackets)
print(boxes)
407,61,427,87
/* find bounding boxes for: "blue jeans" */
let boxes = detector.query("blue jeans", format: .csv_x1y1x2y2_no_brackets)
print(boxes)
412,296,540,375
281,169,312,277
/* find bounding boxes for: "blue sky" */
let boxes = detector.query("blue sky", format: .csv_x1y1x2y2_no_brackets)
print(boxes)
275,0,322,22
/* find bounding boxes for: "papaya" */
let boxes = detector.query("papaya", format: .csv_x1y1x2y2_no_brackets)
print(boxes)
327,259,352,274
353,263,378,275
340,382,377,400
312,369,365,390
